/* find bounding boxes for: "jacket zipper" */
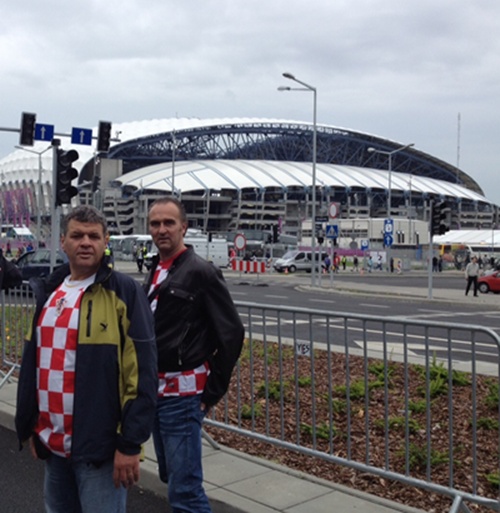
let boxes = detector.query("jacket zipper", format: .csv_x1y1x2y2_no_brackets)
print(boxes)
86,300,93,337
177,323,190,365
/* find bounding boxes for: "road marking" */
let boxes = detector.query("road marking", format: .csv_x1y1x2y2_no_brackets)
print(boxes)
359,303,390,309
309,299,334,304
266,295,289,299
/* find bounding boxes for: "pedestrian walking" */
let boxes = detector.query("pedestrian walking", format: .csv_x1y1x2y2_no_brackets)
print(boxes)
136,242,147,273
15,205,158,513
464,255,480,296
145,196,244,513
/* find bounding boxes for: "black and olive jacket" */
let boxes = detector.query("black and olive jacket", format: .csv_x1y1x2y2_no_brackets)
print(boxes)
15,260,158,462
144,246,244,408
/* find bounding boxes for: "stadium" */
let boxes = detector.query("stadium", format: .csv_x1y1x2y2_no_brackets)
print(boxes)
0,117,497,248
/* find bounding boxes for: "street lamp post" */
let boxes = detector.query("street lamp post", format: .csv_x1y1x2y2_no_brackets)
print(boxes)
279,72,318,287
367,143,414,271
171,129,176,196
14,144,52,246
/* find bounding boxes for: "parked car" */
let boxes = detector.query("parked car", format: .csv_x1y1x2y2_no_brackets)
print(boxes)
273,250,329,273
13,249,68,280
478,271,500,294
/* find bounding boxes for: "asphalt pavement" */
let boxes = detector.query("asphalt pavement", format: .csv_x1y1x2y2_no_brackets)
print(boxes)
0,424,175,513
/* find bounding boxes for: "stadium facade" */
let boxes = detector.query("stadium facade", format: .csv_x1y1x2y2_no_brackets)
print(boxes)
0,117,497,245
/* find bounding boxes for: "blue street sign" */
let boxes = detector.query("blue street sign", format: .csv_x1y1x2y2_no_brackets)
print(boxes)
384,233,393,247
325,224,339,239
71,127,93,146
360,239,369,250
34,123,54,142
384,218,394,234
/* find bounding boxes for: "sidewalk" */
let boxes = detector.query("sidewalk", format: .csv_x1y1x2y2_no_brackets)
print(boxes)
0,379,426,513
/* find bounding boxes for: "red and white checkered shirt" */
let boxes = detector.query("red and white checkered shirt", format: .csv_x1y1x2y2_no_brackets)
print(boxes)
34,275,95,457
148,253,210,397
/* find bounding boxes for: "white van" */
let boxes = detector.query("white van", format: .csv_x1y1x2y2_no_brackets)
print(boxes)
273,250,328,273
144,234,229,269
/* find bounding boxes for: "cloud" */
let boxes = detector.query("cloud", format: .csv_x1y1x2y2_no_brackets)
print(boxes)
1,0,499,203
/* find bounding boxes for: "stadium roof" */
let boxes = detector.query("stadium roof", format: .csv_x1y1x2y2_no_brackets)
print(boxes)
115,159,489,204
0,117,494,206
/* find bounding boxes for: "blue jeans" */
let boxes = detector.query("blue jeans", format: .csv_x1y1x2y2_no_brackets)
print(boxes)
152,394,212,512
44,453,127,513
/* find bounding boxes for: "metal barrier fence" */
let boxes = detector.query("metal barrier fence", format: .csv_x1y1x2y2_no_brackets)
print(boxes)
0,285,36,389
206,302,500,513
2,289,500,511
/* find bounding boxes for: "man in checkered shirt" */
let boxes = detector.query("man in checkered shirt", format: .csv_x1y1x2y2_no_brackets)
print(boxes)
145,197,244,513
16,205,157,513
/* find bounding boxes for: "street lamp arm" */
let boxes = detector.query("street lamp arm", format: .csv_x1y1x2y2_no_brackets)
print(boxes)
282,72,316,93
367,143,415,157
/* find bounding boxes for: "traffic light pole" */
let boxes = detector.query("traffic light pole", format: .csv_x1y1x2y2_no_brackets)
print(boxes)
50,139,61,273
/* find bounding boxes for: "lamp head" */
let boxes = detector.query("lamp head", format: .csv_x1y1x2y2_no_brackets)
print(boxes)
283,72,295,80
277,86,291,91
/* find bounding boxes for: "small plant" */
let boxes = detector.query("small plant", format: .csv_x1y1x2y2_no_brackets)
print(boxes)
297,376,312,387
334,379,367,400
408,400,427,414
477,417,499,430
401,443,450,471
415,354,470,387
417,374,448,399
485,382,499,409
240,403,262,419
368,361,396,381
374,416,422,434
486,472,500,487
257,380,285,401
301,421,337,440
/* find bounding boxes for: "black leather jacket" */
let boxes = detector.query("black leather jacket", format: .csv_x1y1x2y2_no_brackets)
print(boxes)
144,246,244,407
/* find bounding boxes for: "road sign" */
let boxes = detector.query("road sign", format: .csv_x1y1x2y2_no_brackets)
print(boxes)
384,233,393,247
71,127,93,146
328,202,340,219
234,233,247,251
360,239,369,250
34,123,54,142
325,224,339,239
384,219,394,234
315,216,329,223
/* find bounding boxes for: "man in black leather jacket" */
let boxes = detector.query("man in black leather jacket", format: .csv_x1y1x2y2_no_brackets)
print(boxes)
144,197,244,513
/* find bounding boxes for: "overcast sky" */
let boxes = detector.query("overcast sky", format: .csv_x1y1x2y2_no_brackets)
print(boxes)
2,0,499,203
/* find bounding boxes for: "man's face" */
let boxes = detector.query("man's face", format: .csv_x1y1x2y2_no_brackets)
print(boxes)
61,220,107,279
148,202,187,260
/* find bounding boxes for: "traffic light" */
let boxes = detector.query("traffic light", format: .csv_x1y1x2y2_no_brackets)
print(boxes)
272,224,279,243
97,121,112,152
19,112,36,146
431,201,451,236
55,149,79,205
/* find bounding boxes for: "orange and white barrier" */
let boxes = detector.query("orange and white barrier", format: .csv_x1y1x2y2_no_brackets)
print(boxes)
232,259,266,274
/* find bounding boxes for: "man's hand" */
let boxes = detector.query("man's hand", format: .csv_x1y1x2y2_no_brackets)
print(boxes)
28,436,38,459
113,450,140,489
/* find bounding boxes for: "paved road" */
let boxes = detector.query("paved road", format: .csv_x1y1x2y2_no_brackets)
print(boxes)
0,425,239,513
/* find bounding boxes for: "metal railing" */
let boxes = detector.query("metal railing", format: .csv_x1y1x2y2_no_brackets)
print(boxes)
206,302,500,513
0,285,36,389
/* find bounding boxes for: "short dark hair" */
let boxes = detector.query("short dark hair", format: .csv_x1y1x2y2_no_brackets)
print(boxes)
61,205,108,236
148,196,187,224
